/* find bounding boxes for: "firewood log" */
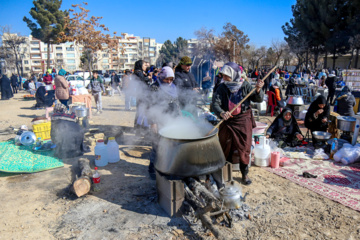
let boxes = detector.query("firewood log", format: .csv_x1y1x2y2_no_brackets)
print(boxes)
72,158,92,197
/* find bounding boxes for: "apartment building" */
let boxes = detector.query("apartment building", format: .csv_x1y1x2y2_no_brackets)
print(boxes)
1,33,162,77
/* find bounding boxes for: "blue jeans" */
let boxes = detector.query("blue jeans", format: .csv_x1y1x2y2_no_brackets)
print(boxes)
125,94,131,110
59,99,69,107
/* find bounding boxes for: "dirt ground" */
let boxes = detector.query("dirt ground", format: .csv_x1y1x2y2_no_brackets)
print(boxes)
1,91,360,240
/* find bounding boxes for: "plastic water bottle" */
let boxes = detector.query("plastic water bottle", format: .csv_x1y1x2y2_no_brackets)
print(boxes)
94,139,108,167
35,137,42,148
107,137,120,163
92,167,100,192
330,138,338,159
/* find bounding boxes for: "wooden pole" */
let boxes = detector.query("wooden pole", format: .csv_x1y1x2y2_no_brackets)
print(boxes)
206,65,277,136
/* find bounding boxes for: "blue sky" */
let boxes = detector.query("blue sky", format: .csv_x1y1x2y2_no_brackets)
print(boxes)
0,0,296,47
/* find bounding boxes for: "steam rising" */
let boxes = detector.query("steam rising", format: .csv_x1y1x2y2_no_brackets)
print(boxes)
123,73,213,140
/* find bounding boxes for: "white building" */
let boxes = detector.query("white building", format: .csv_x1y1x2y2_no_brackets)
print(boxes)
1,33,162,77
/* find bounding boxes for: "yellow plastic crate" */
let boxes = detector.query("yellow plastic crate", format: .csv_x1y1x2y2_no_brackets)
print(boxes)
32,122,51,140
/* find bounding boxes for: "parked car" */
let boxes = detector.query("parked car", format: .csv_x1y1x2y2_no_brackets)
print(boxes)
65,75,90,88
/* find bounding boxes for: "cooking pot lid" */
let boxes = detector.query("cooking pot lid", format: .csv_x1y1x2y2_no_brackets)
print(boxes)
20,131,36,146
220,181,241,196
337,116,356,122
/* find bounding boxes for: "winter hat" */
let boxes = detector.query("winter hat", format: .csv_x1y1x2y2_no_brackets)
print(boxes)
158,66,175,81
58,69,66,76
220,63,241,82
179,56,192,65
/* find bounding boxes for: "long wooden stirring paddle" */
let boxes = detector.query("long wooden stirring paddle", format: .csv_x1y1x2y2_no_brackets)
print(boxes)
205,65,277,136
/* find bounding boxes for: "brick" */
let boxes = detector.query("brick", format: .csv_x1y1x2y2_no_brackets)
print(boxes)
156,171,184,201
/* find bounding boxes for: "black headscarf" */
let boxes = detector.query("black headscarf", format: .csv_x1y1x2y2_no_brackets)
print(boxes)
266,107,302,139
289,77,296,85
307,95,329,116
134,60,144,72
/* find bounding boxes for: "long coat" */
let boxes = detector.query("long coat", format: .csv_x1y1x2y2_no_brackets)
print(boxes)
54,75,69,100
1,75,13,100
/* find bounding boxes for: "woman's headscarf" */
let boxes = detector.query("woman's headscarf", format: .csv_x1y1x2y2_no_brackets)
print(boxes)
269,108,301,135
307,95,328,115
134,60,144,72
156,66,177,98
289,77,296,85
220,62,242,93
281,108,293,127
58,69,66,76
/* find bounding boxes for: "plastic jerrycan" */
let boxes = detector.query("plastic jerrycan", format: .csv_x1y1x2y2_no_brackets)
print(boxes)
95,139,108,167
254,136,271,167
107,137,120,163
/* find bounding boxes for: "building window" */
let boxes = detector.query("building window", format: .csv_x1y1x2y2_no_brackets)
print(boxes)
112,54,117,57
32,54,41,58
32,60,41,64
102,65,109,69
24,60,29,64
56,47,62,50
67,65,76,70
30,41,38,45
149,53,154,57
44,54,53,59
66,47,74,51
102,54,108,58
113,65,118,68
144,42,149,46
67,59,75,63
79,47,83,51
56,53,63,57
149,47,155,51
25,67,30,71
103,59,109,63
31,48,40,51
67,53,75,58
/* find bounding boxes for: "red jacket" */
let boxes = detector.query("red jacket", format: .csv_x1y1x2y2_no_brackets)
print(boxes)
43,75,53,85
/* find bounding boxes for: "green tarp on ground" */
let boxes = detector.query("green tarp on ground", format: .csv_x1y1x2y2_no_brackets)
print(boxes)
0,140,63,173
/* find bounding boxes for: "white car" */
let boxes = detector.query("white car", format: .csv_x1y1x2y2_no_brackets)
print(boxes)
65,75,90,88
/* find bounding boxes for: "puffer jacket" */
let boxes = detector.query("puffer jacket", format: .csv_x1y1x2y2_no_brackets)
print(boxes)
174,66,198,90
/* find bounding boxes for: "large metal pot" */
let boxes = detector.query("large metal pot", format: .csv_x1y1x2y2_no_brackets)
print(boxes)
286,95,304,106
337,116,356,132
75,106,88,118
155,126,226,177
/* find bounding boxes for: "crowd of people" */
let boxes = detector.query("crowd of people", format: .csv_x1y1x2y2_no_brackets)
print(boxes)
1,59,356,185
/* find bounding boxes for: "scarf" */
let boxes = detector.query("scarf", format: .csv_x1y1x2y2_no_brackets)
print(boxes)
220,64,242,93
282,109,293,127
156,80,177,98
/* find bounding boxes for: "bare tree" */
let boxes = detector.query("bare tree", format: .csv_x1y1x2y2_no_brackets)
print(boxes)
59,2,120,75
0,25,27,76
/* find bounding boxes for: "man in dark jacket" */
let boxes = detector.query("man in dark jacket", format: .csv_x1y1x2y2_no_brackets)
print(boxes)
174,56,199,111
11,73,18,94
325,71,337,105
1,74,14,100
110,72,121,96
335,86,356,117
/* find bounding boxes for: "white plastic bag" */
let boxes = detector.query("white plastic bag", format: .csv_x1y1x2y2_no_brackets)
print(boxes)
313,148,329,160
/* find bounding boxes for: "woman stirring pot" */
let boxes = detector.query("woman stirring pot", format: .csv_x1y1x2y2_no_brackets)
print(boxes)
212,62,264,185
